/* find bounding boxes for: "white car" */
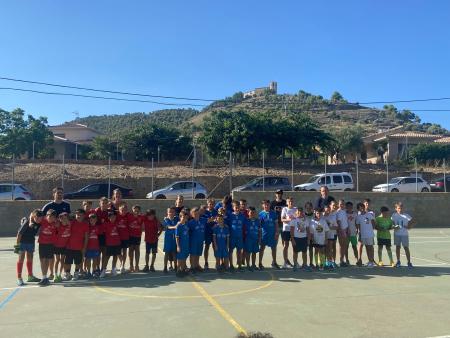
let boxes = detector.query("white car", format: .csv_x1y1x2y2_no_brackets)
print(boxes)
294,172,354,191
0,184,32,200
372,177,431,193
146,181,207,199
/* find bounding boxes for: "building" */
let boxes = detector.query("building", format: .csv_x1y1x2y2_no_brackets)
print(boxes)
51,136,78,160
243,81,277,98
49,123,102,145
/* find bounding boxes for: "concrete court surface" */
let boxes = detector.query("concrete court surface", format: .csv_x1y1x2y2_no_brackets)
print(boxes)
1,229,450,338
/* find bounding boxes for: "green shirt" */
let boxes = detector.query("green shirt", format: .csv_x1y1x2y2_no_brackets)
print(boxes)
375,216,393,239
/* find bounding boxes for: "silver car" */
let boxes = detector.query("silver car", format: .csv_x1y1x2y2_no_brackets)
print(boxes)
0,184,32,200
146,181,207,199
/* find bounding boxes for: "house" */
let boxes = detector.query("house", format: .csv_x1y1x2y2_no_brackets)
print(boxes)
243,81,277,98
50,136,78,160
49,123,102,145
435,136,450,144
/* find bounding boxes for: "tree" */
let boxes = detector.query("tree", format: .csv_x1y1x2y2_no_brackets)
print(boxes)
410,143,450,165
88,136,116,160
332,126,364,163
331,91,344,102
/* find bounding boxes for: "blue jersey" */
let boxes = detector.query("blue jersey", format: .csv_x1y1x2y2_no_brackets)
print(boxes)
245,218,261,241
163,216,178,253
229,213,245,239
175,223,190,247
259,210,277,237
188,218,206,243
213,225,229,249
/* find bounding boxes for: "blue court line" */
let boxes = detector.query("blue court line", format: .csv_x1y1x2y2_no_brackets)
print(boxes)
0,288,20,310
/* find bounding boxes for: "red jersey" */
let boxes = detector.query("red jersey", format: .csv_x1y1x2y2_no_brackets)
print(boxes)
128,213,143,238
104,221,121,246
95,207,109,234
116,212,130,240
87,224,100,251
38,219,57,244
66,220,89,251
55,223,71,248
144,218,159,243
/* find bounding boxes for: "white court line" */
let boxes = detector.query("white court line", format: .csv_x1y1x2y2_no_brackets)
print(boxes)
402,254,450,266
410,241,450,244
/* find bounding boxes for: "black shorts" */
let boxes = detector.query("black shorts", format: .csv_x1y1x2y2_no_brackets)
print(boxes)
377,238,392,246
65,249,83,265
106,245,121,257
39,244,54,259
146,242,157,254
129,236,141,246
121,240,130,249
313,244,326,249
293,237,308,253
98,234,106,247
54,246,66,255
281,231,291,242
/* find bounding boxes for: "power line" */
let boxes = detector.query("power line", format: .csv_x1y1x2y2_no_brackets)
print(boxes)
358,97,450,105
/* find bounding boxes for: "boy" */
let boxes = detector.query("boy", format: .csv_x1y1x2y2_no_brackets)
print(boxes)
240,199,249,218
85,213,101,277
128,205,143,272
324,202,338,268
336,200,350,267
101,211,121,278
290,208,310,271
64,209,89,281
38,209,58,286
95,197,110,264
392,202,415,268
82,200,94,217
229,200,246,271
53,212,71,283
163,207,178,273
375,206,395,267
355,203,376,268
309,209,329,270
358,198,375,263
280,197,297,269
304,202,315,267
175,210,190,277
143,210,162,272
213,213,230,272
346,202,359,264
188,207,206,272
116,203,130,273
15,209,43,286
244,207,261,271
202,198,217,271
258,200,280,270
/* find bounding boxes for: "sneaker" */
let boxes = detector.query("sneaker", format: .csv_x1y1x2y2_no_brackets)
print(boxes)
27,275,41,283
111,268,118,276
366,262,374,268
303,264,312,272
340,262,347,268
356,260,363,267
38,278,50,286
332,262,338,268
73,272,80,281
204,263,209,271
120,266,126,274
17,278,25,286
62,273,71,281
258,264,265,270
286,259,294,267
282,262,290,269
237,266,244,272
390,262,395,268
309,263,314,269
319,266,324,271
142,265,150,272
48,274,54,280
150,265,156,272
271,262,280,269
53,275,62,283
378,261,384,267
229,265,235,273
293,263,300,271
169,266,174,271
248,265,253,272
100,270,106,278
407,262,413,268
86,272,93,279
395,261,401,268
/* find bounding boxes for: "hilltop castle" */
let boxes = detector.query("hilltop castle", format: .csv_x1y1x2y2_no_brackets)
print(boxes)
243,81,277,98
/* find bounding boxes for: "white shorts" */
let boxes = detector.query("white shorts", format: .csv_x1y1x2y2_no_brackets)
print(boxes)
361,237,374,246
394,234,409,247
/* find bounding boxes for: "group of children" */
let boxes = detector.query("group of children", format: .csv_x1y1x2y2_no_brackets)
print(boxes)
14,192,415,286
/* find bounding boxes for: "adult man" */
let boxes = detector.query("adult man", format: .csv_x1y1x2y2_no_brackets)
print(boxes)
173,195,185,215
42,187,71,216
270,190,286,216
314,186,335,210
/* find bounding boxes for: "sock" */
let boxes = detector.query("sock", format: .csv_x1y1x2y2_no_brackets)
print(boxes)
26,261,33,276
42,274,47,279
387,249,393,263
320,254,326,266
378,247,383,262
314,254,319,266
17,262,24,278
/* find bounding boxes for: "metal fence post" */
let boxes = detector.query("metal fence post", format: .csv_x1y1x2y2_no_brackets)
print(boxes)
356,154,359,192
262,151,265,192
11,154,15,200
291,150,294,191
108,156,111,199
151,157,154,198
444,158,447,193
415,157,418,192
324,153,327,188
192,145,196,199
61,154,65,190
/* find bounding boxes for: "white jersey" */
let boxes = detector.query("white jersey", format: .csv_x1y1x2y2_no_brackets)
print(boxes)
347,211,358,236
391,212,412,236
336,209,349,230
290,217,309,239
309,218,329,245
324,212,338,239
281,207,298,232
356,212,375,239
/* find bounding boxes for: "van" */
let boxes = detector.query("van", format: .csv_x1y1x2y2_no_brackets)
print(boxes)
294,172,354,191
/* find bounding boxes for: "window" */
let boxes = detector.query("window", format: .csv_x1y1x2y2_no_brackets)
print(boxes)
0,185,12,193
404,178,417,184
171,183,183,190
343,175,352,183
281,178,289,185
184,182,194,189
319,176,331,185
83,185,100,193
333,176,343,184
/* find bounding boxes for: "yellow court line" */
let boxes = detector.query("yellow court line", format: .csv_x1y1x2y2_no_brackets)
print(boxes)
190,277,248,336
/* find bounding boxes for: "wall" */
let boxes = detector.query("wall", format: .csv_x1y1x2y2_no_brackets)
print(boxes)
232,191,450,228
0,199,206,237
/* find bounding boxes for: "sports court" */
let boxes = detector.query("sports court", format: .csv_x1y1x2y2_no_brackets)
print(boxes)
1,228,450,338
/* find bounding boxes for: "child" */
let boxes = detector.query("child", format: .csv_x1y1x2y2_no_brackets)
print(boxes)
53,212,71,283
95,197,110,264
392,202,415,268
202,198,217,271
85,213,101,278
128,205,143,272
304,202,315,267
82,200,94,216
290,208,310,271
346,202,359,264
175,210,190,277
116,203,130,273
240,199,249,218
244,207,261,271
280,197,297,269
143,210,162,272
163,207,178,273
64,209,89,281
336,200,349,267
358,198,375,263
101,211,121,278
188,207,206,272
309,209,329,270
229,200,246,271
355,203,376,268
38,209,58,286
258,200,280,270
15,209,43,286
324,202,338,268
375,206,395,267
213,213,230,272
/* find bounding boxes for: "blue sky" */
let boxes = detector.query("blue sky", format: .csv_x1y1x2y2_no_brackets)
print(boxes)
1,1,450,128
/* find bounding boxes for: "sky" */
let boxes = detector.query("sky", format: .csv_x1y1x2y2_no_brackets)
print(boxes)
1,1,450,128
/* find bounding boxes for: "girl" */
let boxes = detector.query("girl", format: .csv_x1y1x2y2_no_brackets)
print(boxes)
116,203,130,273
244,207,261,271
324,203,338,268
309,209,329,271
143,210,162,272
188,208,205,272
163,207,178,273
85,214,101,278
38,209,58,286
203,198,217,271
128,205,143,272
175,210,190,277
53,212,71,283
213,213,230,272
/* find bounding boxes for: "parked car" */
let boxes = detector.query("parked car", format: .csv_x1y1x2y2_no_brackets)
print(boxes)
146,181,207,199
232,176,291,192
372,177,431,193
0,184,32,200
430,177,450,192
294,172,354,191
64,183,133,200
